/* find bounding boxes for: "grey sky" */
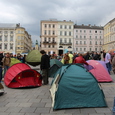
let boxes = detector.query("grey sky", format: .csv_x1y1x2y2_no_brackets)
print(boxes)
0,0,115,45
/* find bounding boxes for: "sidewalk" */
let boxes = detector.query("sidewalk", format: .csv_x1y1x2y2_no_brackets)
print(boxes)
0,74,115,115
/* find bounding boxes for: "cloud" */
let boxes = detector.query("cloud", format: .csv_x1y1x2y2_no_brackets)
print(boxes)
0,0,115,44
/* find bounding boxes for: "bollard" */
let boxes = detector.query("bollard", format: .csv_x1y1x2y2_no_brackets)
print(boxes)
112,97,115,115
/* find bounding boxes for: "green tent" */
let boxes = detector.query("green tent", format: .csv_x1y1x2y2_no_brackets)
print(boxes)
50,64,107,110
10,58,21,66
25,50,41,66
49,59,63,78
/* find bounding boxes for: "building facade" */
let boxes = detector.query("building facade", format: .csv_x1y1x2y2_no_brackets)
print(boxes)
103,18,115,51
0,23,32,54
40,19,74,55
74,24,104,53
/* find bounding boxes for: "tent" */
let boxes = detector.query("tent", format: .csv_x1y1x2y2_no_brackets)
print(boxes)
0,83,4,96
49,59,63,78
87,60,112,82
50,64,107,110
10,58,21,66
25,50,41,66
4,63,42,88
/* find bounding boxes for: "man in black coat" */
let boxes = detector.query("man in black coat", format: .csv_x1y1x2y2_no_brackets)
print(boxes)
0,52,3,82
40,50,50,85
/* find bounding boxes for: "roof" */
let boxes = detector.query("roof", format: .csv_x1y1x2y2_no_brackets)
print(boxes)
0,23,20,29
74,24,104,30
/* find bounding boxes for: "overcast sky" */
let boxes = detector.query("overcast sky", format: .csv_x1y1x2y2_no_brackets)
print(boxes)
0,0,115,45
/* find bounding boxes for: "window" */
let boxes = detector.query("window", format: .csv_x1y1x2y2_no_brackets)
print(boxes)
10,43,13,49
95,36,97,39
76,35,78,38
95,48,97,51
90,48,91,51
76,30,78,32
95,41,97,45
17,47,20,49
49,24,51,28
89,30,91,33
84,36,86,39
44,30,47,35
0,31,2,34
48,45,50,48
0,36,2,41
4,43,7,49
69,25,71,29
100,31,101,33
100,36,101,39
53,24,55,28
84,30,86,33
69,38,71,43
60,25,62,29
45,24,47,28
76,48,78,51
65,25,67,29
60,31,62,36
100,42,101,45
10,36,13,41
10,31,13,34
4,31,7,34
69,32,71,36
60,38,62,43
64,38,67,43
80,36,82,39
44,37,46,41
80,48,82,51
76,41,78,44
90,36,91,39
84,41,86,45
49,38,50,42
80,41,82,45
84,48,86,51
53,31,55,35
80,30,82,33
90,41,92,45
52,45,54,48
0,44,2,49
49,30,50,35
4,36,7,41
18,36,20,39
95,31,97,33
65,31,67,36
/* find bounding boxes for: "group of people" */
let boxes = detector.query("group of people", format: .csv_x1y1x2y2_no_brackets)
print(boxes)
40,49,115,85
0,49,114,86
0,52,26,82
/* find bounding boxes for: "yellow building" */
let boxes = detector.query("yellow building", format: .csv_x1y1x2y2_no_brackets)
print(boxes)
16,27,32,54
0,23,32,54
103,18,115,51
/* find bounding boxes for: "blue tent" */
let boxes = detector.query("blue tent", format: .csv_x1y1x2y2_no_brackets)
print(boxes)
49,59,63,78
50,64,107,110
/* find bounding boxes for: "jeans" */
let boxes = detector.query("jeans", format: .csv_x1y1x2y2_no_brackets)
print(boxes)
0,67,2,82
4,65,9,77
106,62,111,74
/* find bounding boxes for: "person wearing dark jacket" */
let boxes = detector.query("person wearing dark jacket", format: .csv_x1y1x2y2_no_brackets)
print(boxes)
0,52,3,82
40,50,50,85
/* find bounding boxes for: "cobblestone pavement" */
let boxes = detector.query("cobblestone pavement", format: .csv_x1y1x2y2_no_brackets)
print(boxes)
0,68,115,115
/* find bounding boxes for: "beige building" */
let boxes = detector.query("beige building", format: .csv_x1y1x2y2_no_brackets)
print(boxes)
103,18,115,51
0,23,32,54
40,19,74,55
40,19,58,55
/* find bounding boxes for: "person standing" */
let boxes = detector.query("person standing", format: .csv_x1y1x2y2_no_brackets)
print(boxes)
2,52,11,77
105,50,112,74
40,50,50,85
0,52,3,82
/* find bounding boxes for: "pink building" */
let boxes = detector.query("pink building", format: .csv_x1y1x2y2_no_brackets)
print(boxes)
73,24,104,53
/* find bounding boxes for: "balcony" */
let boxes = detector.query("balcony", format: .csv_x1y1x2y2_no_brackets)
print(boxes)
43,41,57,44
59,42,72,45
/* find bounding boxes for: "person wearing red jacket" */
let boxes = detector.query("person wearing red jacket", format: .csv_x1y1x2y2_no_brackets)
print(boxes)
73,53,89,65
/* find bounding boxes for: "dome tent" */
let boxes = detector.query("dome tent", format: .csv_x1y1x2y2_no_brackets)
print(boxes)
25,50,41,66
87,60,112,82
50,64,107,110
4,63,42,88
10,58,21,66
